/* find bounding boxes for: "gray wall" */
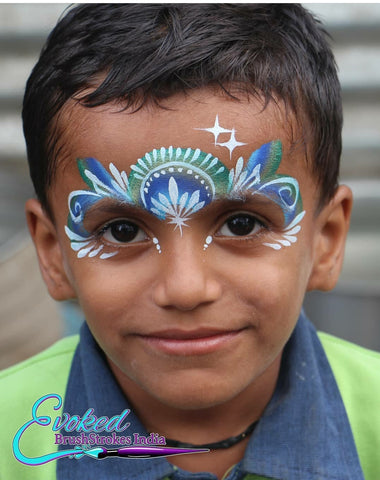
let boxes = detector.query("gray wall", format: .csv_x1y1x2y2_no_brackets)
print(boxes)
303,4,380,350
0,5,379,367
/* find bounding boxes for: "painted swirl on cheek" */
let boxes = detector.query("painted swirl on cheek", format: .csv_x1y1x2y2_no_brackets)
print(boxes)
65,139,305,259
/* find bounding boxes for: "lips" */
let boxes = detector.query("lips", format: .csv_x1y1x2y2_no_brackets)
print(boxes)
136,327,246,356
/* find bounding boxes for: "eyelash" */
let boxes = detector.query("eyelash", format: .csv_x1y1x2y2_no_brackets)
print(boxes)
95,218,149,246
216,212,268,239
91,210,269,252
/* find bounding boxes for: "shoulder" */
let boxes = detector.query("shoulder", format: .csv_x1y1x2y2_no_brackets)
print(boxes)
318,331,380,390
0,334,79,420
0,334,79,398
318,332,380,480
0,335,79,480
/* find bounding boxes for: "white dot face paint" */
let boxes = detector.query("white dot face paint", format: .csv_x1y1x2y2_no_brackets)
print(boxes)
153,237,162,254
203,236,213,251
65,115,305,259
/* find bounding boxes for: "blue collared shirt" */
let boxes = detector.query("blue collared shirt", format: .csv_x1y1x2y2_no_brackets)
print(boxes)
57,312,364,480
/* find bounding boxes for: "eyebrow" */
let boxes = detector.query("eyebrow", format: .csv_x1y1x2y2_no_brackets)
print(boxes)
83,199,148,222
206,193,284,215
82,192,283,221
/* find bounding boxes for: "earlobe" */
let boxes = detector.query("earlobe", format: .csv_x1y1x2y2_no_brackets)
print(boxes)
307,185,353,292
25,198,76,301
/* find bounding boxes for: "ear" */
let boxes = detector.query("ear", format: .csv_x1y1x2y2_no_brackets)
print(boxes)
25,198,76,301
307,185,353,292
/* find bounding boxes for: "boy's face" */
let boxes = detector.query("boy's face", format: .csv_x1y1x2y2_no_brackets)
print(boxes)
30,90,350,410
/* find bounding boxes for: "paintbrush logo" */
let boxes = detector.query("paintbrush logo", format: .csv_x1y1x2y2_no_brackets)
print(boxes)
13,394,208,467
75,445,209,460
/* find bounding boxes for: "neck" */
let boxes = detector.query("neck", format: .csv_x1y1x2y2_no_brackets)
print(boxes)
109,356,281,440
108,354,281,477
110,355,281,480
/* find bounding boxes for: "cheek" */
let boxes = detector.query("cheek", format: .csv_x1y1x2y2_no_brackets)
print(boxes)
229,248,309,324
64,258,150,329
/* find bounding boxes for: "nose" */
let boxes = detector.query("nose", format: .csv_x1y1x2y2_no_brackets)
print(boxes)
152,237,222,311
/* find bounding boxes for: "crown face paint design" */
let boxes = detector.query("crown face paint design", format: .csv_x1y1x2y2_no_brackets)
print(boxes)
128,146,229,234
65,136,305,259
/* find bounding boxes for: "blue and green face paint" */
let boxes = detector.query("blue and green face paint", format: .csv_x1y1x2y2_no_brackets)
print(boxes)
65,118,305,259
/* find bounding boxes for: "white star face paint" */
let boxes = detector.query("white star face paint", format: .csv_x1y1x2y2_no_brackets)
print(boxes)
65,116,305,259
196,115,247,159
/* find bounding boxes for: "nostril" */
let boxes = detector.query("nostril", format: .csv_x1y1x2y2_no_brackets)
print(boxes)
152,275,222,311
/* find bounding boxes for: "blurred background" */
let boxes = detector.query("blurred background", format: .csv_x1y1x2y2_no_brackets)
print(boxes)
0,4,379,369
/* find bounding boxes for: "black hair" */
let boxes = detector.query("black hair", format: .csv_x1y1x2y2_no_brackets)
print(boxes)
22,3,342,213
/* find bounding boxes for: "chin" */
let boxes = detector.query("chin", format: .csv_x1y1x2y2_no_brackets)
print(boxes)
157,391,231,411
146,375,245,411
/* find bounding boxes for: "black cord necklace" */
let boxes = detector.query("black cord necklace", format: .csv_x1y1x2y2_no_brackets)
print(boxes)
164,419,258,450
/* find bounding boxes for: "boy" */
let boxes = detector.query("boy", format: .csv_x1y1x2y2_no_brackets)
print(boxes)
1,4,379,480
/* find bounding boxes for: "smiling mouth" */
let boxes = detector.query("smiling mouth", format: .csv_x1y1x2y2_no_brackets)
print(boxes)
137,328,247,356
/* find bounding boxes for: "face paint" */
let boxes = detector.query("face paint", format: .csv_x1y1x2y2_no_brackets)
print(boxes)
65,139,305,259
152,237,162,254
203,236,213,251
196,115,247,159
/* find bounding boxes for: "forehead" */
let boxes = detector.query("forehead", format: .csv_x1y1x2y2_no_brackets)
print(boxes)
56,89,307,181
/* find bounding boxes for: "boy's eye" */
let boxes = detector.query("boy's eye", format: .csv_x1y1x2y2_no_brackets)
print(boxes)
101,220,148,244
218,213,264,237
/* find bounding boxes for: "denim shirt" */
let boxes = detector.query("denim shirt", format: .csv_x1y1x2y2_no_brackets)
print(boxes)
57,312,364,480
